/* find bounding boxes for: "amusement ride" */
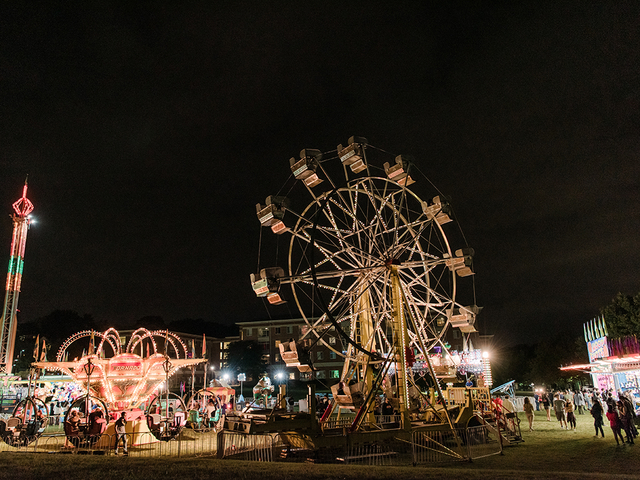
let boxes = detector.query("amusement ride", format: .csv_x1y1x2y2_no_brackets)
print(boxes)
232,136,485,452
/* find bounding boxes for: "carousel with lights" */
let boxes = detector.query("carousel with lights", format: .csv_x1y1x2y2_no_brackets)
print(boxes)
33,328,206,444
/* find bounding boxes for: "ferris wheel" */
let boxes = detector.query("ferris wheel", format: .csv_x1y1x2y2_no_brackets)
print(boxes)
252,137,479,379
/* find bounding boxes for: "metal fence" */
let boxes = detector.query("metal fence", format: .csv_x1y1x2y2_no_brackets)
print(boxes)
0,424,501,464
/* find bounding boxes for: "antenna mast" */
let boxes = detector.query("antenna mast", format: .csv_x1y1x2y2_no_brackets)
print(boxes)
0,180,34,374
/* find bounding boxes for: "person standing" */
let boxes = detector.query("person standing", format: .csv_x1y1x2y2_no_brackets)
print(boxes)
114,411,128,455
523,397,535,432
618,399,635,444
606,402,624,445
534,393,540,411
542,392,551,421
553,394,568,429
591,399,605,438
565,398,577,431
576,390,585,415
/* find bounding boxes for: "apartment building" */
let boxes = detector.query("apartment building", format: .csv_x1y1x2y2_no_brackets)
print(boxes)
237,318,344,383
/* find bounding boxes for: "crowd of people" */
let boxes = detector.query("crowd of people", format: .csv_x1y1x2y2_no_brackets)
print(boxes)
532,389,638,445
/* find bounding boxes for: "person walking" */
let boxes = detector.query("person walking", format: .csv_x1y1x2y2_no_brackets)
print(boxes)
553,393,568,429
542,393,551,421
565,398,577,431
618,399,635,444
114,411,128,455
523,397,535,431
606,402,624,445
591,398,605,438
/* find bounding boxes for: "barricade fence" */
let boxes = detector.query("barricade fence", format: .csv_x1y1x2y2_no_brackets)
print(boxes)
0,424,501,463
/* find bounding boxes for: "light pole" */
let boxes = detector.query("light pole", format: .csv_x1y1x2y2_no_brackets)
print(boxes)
83,358,96,417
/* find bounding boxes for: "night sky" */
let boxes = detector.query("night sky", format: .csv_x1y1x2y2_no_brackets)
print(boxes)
1,2,639,346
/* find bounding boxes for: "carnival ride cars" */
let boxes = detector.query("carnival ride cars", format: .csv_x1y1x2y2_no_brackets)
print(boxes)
185,385,233,431
62,395,109,447
145,392,187,441
0,395,48,446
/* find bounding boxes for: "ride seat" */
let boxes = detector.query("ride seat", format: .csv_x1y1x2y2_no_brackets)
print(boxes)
279,340,312,372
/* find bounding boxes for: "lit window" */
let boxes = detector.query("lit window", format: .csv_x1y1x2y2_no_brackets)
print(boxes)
329,351,336,360
316,351,323,360
329,337,336,345
288,372,295,380
330,370,340,379
275,353,281,362
247,328,253,336
287,326,293,334
316,370,326,379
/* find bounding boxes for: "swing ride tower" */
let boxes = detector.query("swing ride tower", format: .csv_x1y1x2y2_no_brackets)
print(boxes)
0,182,34,374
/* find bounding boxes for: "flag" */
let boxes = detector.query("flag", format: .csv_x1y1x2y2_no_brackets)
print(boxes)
32,334,40,361
89,330,95,355
39,338,47,362
202,334,206,357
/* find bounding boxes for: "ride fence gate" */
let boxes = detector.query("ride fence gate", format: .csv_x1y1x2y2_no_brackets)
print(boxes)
0,424,501,464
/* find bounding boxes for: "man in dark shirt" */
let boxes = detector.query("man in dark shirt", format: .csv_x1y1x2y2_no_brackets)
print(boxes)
114,411,128,455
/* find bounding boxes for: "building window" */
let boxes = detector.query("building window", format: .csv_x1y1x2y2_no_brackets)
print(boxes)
275,353,281,362
275,327,281,334
288,372,295,380
328,337,336,345
258,328,269,337
287,326,293,334
316,370,326,379
247,328,252,336
452,329,460,339
316,351,323,360
329,351,337,360
330,370,340,379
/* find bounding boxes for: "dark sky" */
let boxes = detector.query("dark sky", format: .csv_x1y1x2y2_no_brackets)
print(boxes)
1,1,639,346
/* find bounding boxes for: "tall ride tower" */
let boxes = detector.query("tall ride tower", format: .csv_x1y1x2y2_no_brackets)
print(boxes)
0,182,34,374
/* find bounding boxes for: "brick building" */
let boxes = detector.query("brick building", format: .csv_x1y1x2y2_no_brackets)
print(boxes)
237,318,344,382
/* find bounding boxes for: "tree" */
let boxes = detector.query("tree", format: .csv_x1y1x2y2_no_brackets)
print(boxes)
224,340,266,382
601,292,640,338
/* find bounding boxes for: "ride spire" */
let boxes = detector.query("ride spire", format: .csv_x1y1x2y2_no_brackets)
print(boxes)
0,180,34,374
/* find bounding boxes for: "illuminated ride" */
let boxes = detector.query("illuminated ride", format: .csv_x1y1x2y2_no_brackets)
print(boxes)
145,392,187,441
0,181,34,374
63,395,109,448
251,375,274,407
233,137,481,451
0,394,48,446
185,388,227,431
33,328,206,443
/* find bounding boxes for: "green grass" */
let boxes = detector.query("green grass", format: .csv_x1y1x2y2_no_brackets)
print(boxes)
1,411,638,480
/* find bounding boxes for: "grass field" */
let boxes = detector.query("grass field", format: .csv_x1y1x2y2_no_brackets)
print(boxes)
1,411,638,480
